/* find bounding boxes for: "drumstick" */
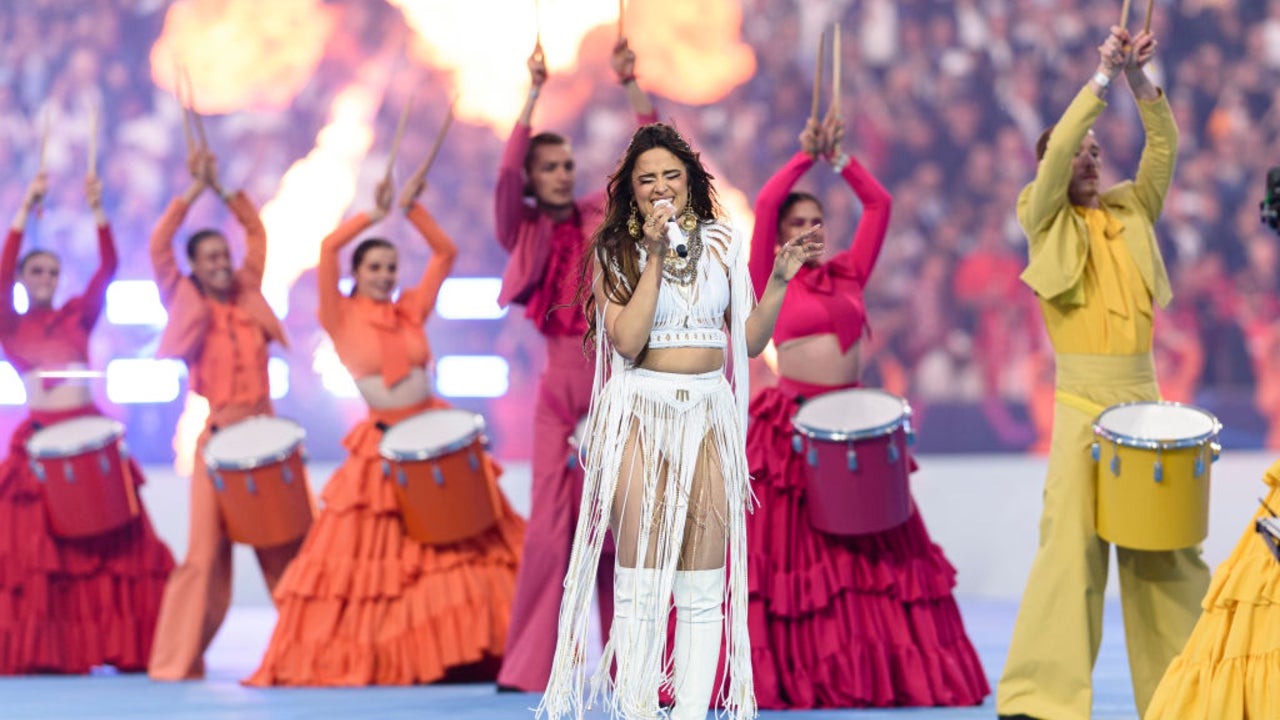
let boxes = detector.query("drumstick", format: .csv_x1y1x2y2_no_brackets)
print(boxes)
412,96,455,181
38,110,49,173
384,93,414,180
617,0,624,40
811,30,825,122
1142,0,1155,33
533,0,545,61
1119,0,1131,30
832,22,842,118
175,59,195,156
182,65,208,149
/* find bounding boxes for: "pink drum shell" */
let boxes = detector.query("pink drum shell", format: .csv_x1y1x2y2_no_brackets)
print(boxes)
793,389,913,536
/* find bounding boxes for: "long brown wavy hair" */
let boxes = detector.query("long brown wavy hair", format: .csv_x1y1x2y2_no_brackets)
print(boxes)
574,123,722,361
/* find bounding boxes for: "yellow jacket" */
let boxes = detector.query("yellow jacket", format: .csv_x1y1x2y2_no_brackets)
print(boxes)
1018,86,1175,312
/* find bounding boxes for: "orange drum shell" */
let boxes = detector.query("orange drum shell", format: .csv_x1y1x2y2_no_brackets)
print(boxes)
209,451,314,548
388,438,500,545
31,440,140,539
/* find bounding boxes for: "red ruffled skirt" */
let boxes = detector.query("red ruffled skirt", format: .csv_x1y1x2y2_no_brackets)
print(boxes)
745,382,989,708
245,398,525,686
0,405,175,675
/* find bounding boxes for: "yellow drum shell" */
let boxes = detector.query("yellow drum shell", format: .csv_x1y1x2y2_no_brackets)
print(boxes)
1094,442,1210,551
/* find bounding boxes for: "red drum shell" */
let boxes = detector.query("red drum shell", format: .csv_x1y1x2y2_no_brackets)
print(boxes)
26,418,139,539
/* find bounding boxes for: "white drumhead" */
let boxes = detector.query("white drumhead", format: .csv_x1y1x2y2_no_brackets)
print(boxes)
205,416,305,467
27,416,123,456
793,389,908,438
1096,402,1218,443
381,409,484,457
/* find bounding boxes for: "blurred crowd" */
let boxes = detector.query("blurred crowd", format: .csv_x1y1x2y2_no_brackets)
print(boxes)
0,0,1276,460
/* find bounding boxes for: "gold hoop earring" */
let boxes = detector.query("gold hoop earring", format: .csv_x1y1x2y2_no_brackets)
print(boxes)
678,204,699,232
627,201,642,238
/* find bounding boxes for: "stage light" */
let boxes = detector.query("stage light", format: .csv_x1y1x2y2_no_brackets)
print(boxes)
436,277,508,320
106,359,184,404
12,284,27,314
0,361,26,405
268,357,290,399
106,280,168,326
312,339,361,399
436,355,509,398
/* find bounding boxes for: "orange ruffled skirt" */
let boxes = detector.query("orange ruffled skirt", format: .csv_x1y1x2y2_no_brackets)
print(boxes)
245,398,525,686
0,406,175,674
1144,459,1280,719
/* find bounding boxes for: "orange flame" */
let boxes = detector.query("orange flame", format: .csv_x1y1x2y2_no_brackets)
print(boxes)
390,0,753,134
150,0,337,113
260,78,384,313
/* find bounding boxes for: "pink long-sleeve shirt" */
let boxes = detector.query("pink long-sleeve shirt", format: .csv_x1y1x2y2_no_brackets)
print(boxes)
748,151,891,351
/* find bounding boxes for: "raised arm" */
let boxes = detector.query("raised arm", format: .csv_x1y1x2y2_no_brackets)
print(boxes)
1020,28,1126,235
495,47,545,253
397,174,457,323
150,177,204,307
611,38,656,122
1124,30,1176,223
1,175,45,333
831,130,892,283
750,123,818,297
79,175,117,329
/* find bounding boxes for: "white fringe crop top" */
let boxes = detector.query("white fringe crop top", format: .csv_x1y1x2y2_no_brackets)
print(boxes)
638,221,736,349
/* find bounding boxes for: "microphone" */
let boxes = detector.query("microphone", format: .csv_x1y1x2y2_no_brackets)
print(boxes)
653,199,687,258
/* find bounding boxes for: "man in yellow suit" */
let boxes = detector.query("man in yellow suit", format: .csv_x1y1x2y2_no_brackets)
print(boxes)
995,25,1211,720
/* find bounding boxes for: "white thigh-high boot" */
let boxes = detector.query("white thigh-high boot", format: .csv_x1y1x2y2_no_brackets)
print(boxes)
670,567,726,720
612,565,663,719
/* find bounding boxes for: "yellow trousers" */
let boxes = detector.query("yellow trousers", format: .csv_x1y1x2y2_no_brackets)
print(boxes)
996,353,1210,720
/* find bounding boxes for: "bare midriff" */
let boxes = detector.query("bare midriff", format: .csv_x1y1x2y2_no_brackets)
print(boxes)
776,333,862,387
354,367,434,410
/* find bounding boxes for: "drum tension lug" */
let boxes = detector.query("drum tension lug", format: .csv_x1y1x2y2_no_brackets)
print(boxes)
63,460,75,483
30,461,44,482
246,474,258,495
791,435,802,454
1109,446,1120,477
98,451,111,474
1153,448,1164,483
807,446,818,467
1090,443,1100,462
382,461,391,478
468,450,480,472
1194,456,1206,479
432,464,445,486
212,472,225,492
282,464,293,484
397,467,408,487
846,446,858,472
887,443,899,463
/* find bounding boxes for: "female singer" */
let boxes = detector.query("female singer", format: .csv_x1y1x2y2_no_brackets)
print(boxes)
537,123,821,720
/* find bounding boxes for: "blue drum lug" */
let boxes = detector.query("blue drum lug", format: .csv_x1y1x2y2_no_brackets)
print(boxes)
64,461,75,483
212,472,225,492
1211,441,1222,463
1194,456,1206,479
30,461,44,482
566,452,577,470
381,460,391,478
887,443,900,463
792,434,803,454
906,431,916,447
1110,454,1121,477
1090,442,1100,462
282,464,293,484
1153,461,1163,483
469,450,480,472
432,464,444,486
396,467,408,487
246,474,257,495
846,446,858,472
806,446,818,467
98,451,111,474
118,440,130,460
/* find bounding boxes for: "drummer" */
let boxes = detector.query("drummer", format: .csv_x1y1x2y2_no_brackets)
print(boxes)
0,169,175,674
246,162,524,685
744,111,987,708
995,26,1210,720
147,149,299,681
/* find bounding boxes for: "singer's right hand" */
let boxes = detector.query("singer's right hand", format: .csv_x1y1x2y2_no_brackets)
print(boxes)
641,198,675,254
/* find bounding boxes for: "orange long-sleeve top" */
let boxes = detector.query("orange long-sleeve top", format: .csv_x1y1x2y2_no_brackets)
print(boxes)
317,203,457,386
149,192,287,412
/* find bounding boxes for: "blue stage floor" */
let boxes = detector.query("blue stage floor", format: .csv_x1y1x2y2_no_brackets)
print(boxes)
0,597,1145,720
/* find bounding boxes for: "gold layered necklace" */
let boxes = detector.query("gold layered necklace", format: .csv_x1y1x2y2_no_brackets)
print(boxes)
659,224,703,286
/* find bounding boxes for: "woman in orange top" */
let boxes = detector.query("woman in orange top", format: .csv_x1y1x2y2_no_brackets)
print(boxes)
0,171,174,674
247,171,525,686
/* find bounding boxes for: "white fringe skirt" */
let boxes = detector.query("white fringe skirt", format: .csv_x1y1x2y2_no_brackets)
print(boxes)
536,367,756,719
